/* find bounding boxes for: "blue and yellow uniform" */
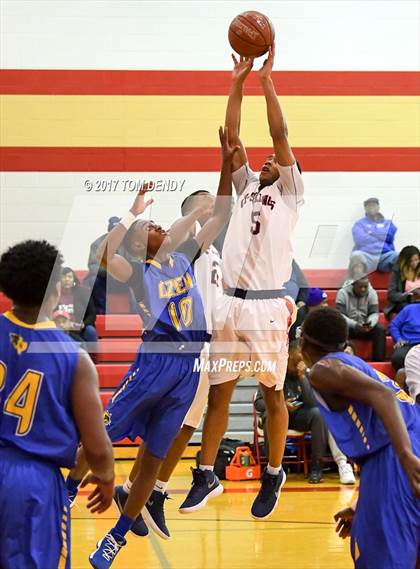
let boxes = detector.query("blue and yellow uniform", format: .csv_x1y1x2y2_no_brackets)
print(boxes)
313,351,420,569
0,311,79,569
104,240,207,459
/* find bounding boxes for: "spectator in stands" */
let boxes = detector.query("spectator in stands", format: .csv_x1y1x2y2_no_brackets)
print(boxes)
255,343,355,485
400,344,420,403
336,274,386,361
289,287,328,341
282,259,309,307
57,267,98,358
53,309,85,346
389,299,420,371
385,245,420,318
350,197,398,273
84,216,137,314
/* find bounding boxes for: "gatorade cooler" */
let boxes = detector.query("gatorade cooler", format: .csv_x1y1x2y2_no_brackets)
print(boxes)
225,446,261,480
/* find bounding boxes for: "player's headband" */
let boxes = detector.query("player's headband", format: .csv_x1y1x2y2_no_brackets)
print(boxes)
301,332,347,353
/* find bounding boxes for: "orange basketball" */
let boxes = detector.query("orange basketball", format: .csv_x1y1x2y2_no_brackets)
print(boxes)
228,11,275,58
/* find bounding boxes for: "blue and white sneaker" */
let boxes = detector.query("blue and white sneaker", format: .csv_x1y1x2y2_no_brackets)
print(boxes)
143,490,171,539
89,532,126,569
179,468,223,513
251,467,286,520
113,485,149,537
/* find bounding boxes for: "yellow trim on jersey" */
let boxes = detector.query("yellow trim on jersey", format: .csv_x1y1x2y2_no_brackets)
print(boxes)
145,259,162,269
58,505,69,569
354,541,361,561
3,311,56,330
347,404,371,451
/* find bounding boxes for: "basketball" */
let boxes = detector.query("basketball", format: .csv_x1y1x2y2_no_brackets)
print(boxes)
228,11,275,58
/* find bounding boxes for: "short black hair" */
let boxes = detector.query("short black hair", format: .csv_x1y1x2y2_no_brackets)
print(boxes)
181,190,210,215
302,307,348,351
0,240,63,307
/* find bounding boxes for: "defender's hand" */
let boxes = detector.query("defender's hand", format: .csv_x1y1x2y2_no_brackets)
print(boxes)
219,126,240,162
258,43,275,81
81,474,115,514
231,54,254,83
129,182,154,216
334,506,355,539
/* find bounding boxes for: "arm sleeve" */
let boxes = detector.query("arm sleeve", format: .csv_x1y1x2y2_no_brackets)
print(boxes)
389,309,405,342
232,163,258,196
275,162,305,211
176,238,202,267
125,260,145,301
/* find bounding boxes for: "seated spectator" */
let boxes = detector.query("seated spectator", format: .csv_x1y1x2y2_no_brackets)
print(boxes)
350,197,398,273
57,267,98,358
84,216,137,314
53,309,85,347
289,287,328,341
344,256,368,284
343,340,357,356
254,343,355,485
336,274,386,361
282,259,309,307
400,344,420,403
389,299,420,371
385,245,420,318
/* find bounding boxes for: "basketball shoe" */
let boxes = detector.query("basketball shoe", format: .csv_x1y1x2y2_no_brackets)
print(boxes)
89,532,126,569
179,468,223,513
113,486,149,537
143,489,171,539
251,467,286,520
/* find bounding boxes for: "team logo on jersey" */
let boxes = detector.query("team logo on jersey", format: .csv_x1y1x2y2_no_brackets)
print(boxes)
240,192,276,210
9,333,28,354
159,272,194,299
103,411,112,426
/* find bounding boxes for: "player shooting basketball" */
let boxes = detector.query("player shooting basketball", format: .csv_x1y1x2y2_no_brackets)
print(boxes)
180,44,305,520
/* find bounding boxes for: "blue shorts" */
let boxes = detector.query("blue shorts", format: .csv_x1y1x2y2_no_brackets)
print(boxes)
351,431,420,569
104,348,200,459
0,447,70,569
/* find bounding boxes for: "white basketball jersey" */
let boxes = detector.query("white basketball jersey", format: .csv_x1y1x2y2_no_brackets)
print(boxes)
222,162,304,290
194,223,223,333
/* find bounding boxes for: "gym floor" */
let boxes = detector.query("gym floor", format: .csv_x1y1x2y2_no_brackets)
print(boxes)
71,459,356,569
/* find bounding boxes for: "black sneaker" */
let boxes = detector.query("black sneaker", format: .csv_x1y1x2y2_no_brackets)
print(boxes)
113,486,149,537
143,490,171,539
251,468,286,520
308,465,323,484
179,468,223,513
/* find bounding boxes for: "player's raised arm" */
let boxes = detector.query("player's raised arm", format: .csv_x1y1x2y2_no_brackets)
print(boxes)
310,360,420,497
96,187,154,282
71,352,115,512
195,126,238,251
258,43,295,167
225,54,253,173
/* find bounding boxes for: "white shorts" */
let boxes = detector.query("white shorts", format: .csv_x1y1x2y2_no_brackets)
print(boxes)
209,294,296,390
182,345,209,429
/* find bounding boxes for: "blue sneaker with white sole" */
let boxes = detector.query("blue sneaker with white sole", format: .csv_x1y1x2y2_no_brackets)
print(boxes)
143,489,171,539
113,485,149,537
179,468,223,513
251,467,286,520
89,532,126,569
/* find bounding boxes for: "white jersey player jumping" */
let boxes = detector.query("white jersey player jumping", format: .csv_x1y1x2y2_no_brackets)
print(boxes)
180,44,304,520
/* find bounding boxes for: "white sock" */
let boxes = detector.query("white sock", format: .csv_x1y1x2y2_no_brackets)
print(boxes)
123,479,132,494
154,479,168,494
267,464,281,476
199,464,214,472
336,459,347,468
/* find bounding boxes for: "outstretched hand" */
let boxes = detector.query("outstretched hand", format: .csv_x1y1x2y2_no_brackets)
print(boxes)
258,42,275,80
231,54,254,84
129,182,154,216
219,126,240,162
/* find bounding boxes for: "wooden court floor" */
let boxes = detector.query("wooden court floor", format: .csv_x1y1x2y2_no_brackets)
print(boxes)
71,459,356,569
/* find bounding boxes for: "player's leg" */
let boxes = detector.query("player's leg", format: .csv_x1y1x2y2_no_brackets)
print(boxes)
327,432,355,485
179,378,237,513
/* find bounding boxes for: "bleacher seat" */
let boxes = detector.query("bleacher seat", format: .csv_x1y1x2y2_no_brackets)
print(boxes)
0,293,12,313
96,338,140,363
353,336,394,361
97,363,130,387
96,314,142,338
370,361,395,379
